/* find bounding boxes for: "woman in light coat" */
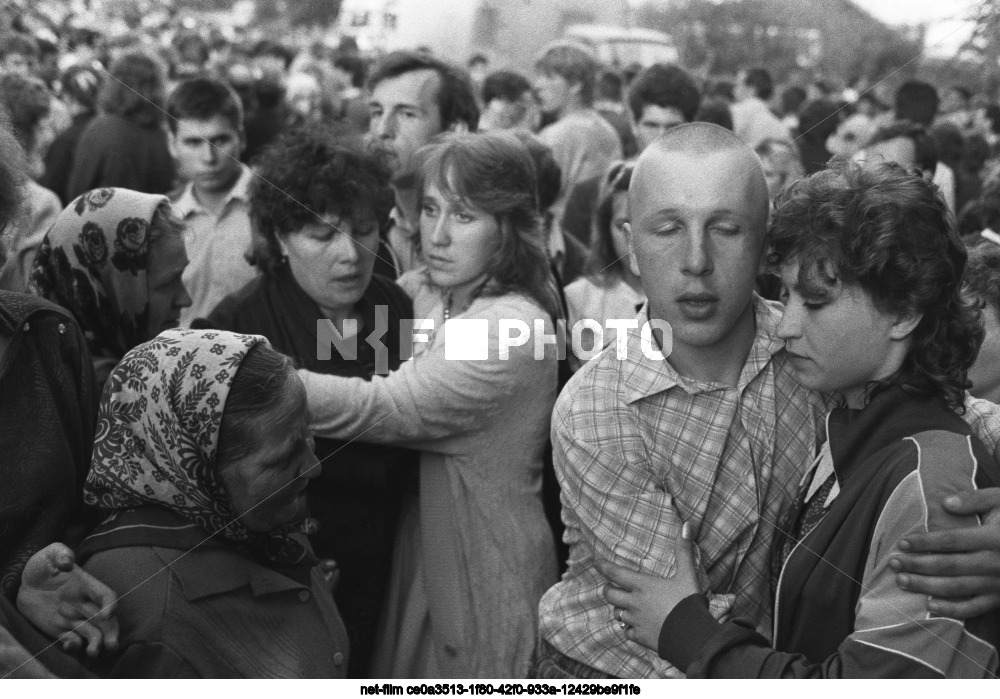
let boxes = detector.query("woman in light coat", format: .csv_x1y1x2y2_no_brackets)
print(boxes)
298,132,560,678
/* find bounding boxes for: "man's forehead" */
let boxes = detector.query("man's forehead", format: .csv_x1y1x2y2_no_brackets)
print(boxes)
370,69,441,106
175,117,239,139
631,148,759,204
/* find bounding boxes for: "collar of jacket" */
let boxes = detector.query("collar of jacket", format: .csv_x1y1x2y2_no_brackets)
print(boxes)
826,385,969,485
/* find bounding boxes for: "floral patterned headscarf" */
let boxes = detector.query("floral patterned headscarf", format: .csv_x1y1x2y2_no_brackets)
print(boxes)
84,328,315,565
29,188,168,376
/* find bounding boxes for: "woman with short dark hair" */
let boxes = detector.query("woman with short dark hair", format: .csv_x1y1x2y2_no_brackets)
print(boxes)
601,160,1000,678
204,126,417,678
299,131,560,678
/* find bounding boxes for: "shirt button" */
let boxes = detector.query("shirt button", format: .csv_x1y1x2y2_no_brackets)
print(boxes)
58,323,66,335
333,652,344,666
298,590,310,603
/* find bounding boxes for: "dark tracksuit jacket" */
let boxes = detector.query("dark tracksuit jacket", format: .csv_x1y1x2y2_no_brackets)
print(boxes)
660,386,1000,678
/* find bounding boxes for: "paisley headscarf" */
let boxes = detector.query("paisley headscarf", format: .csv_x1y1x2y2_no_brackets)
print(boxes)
29,187,168,379
83,328,316,566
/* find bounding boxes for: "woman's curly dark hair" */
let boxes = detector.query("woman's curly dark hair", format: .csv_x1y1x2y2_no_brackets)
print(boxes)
412,132,560,320
247,125,394,274
767,158,982,411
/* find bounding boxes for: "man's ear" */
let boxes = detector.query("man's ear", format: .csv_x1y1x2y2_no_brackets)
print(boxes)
890,311,923,341
623,221,641,278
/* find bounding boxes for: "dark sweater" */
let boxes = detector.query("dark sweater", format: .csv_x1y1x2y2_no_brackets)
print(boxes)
0,292,96,599
40,111,94,205
66,114,176,200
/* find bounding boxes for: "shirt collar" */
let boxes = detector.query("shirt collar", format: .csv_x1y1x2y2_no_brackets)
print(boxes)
171,547,310,601
826,385,965,485
172,165,254,219
622,294,785,404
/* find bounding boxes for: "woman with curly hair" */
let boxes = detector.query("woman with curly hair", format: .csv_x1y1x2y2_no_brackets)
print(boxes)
600,160,1000,677
299,131,561,678
203,126,418,678
66,52,175,200
29,188,191,390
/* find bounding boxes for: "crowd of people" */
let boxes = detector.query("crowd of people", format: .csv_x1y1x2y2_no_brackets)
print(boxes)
3,11,1000,680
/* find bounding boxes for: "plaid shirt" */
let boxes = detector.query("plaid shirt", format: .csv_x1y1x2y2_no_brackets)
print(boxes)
537,297,826,678
539,296,1000,679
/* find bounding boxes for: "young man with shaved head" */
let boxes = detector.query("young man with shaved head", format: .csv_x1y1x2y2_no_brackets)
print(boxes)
533,123,1000,679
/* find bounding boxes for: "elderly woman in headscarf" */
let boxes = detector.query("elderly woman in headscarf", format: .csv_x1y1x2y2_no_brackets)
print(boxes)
29,187,192,390
78,328,350,678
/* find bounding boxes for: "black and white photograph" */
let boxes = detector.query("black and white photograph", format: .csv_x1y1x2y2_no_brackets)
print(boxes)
0,0,999,686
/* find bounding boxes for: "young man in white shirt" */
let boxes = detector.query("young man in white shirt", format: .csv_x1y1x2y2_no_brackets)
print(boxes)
167,77,258,326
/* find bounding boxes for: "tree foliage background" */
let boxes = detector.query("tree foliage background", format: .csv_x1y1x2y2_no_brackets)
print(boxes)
633,0,923,84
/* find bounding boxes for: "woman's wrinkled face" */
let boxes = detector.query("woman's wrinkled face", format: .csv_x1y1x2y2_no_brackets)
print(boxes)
219,377,321,533
147,232,192,337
